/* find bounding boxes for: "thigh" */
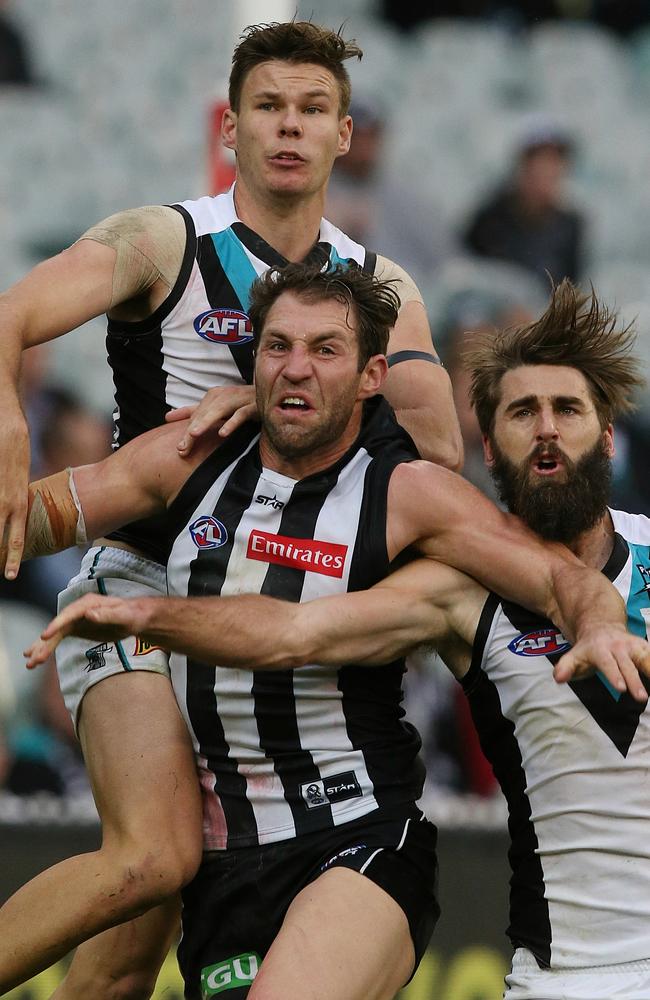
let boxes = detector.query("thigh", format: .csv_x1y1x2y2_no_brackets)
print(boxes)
78,670,202,848
249,867,414,1000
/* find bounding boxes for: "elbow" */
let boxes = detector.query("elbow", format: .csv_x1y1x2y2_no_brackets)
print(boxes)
419,435,464,473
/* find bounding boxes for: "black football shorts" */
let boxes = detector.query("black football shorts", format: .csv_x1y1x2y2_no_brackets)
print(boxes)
179,803,439,999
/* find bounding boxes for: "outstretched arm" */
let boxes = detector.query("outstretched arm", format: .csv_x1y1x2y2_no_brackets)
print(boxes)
0,206,185,574
388,461,650,700
25,559,480,672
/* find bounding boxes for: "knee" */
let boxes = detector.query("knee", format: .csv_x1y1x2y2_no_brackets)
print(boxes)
113,841,202,908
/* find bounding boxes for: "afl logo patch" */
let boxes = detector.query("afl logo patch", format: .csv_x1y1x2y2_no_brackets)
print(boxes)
189,515,228,550
508,628,571,656
194,308,253,345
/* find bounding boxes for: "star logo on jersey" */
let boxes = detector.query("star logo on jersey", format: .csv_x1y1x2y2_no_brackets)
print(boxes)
189,515,228,550
194,308,253,345
508,628,571,657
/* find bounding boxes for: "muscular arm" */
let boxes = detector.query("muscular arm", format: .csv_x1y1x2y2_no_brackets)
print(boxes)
386,461,650,697
26,559,483,676
0,206,185,573
377,256,463,470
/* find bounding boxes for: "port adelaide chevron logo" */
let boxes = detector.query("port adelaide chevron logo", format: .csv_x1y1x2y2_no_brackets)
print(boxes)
189,515,228,550
194,308,253,345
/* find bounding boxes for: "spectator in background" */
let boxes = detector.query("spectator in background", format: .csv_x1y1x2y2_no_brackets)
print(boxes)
0,0,34,86
326,97,453,286
440,290,536,503
0,599,86,796
462,121,584,284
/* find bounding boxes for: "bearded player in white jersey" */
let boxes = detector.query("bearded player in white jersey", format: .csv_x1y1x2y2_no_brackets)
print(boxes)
0,20,463,1000
39,279,650,999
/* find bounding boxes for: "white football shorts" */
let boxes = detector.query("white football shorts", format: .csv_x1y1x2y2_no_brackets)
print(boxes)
56,545,170,731
505,947,650,999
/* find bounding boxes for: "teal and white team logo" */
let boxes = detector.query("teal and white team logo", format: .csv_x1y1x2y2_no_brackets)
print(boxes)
201,952,261,996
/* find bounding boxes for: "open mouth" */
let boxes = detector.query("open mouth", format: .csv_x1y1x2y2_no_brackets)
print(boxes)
279,396,311,412
532,455,562,475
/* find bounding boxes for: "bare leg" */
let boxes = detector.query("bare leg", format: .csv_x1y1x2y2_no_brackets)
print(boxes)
50,897,181,1000
0,672,202,995
248,868,415,1000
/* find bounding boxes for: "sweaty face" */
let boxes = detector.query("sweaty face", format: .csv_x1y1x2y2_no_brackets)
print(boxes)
223,60,352,201
485,365,614,543
254,291,379,476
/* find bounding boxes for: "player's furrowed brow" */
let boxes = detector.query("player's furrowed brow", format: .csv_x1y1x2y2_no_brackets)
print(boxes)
504,394,538,414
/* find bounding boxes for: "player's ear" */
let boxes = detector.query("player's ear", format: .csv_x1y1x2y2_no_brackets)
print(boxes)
222,108,238,152
336,115,352,158
603,423,615,458
358,354,388,399
483,433,495,467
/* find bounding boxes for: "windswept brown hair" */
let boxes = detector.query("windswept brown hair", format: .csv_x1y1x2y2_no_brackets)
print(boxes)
248,261,400,369
229,21,363,115
465,279,645,433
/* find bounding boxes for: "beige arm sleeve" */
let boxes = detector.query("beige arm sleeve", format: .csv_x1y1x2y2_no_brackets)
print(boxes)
374,254,425,310
77,205,186,308
22,469,87,561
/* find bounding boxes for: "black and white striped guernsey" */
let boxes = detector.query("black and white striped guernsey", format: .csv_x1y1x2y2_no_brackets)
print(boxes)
462,508,650,969
106,186,377,560
165,396,424,850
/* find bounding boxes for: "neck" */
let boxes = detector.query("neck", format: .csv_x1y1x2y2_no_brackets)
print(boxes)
233,179,325,261
565,511,615,570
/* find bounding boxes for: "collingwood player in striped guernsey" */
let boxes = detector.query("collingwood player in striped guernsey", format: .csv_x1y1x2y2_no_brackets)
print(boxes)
14,270,650,999
0,21,462,1000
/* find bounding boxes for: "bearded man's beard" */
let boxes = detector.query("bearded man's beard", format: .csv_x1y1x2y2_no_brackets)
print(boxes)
489,437,612,544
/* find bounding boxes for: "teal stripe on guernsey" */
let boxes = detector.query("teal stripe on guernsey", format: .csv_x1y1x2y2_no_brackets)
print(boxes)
626,542,650,639
97,577,132,672
211,229,259,311
328,248,354,269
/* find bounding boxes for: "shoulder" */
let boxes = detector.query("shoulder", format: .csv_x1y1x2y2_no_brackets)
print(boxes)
374,254,424,308
609,507,650,545
78,205,185,251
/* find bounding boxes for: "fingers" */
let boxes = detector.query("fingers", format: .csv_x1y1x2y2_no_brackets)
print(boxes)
554,636,650,704
165,405,197,423
4,506,27,580
218,404,259,438
177,387,257,454
24,632,62,670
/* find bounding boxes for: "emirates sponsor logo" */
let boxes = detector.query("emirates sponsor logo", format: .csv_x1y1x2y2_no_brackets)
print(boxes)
247,529,347,578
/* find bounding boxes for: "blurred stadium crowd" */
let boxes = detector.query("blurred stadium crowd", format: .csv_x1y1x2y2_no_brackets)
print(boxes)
1,0,649,805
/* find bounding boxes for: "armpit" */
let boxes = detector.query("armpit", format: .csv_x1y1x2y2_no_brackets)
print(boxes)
77,205,186,308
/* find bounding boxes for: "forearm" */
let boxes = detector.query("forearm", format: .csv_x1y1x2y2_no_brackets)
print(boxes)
547,561,627,643
0,470,86,568
0,295,29,441
127,588,434,669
